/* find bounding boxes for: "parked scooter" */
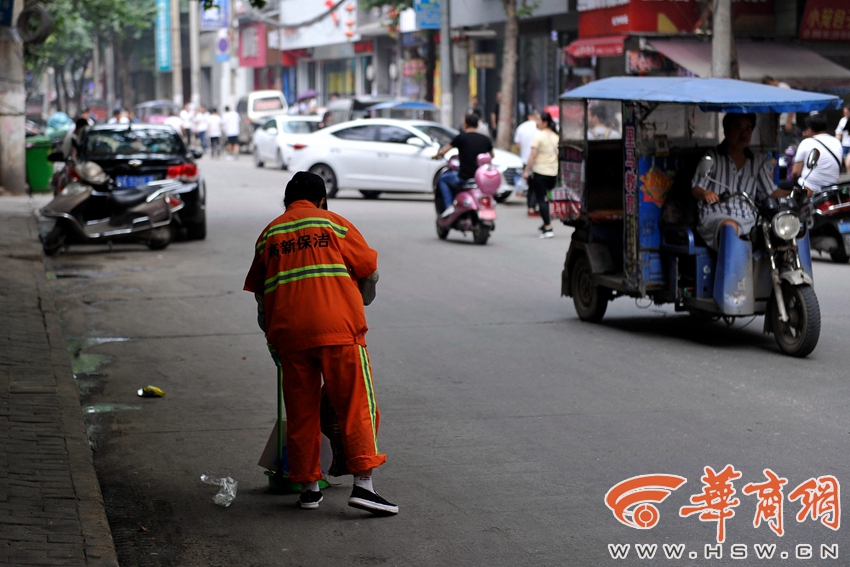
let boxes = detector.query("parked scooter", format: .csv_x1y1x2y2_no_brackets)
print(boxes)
39,159,184,255
434,154,501,245
808,182,850,263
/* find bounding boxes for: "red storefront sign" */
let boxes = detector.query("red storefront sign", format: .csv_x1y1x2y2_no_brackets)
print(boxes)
239,22,267,68
578,0,701,38
567,35,628,58
577,0,772,38
800,0,850,42
281,48,310,66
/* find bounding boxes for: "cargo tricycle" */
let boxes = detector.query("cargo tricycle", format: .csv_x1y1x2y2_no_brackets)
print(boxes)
553,77,843,357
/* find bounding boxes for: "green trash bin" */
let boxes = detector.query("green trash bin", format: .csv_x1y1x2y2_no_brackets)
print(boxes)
26,135,55,193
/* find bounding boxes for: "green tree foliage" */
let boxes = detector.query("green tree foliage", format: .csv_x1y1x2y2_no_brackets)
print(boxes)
26,0,157,111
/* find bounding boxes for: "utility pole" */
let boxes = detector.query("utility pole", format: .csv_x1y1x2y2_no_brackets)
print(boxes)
439,0,453,127
189,0,201,108
0,0,26,194
171,0,184,106
711,0,732,78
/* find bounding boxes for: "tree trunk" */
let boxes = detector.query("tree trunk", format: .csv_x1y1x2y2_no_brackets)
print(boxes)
53,65,65,113
116,36,132,109
496,0,518,151
424,30,436,102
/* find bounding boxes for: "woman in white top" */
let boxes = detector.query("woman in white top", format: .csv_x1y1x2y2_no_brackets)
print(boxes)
523,111,560,239
206,108,223,158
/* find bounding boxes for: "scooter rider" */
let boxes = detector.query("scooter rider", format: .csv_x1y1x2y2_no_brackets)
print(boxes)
692,113,790,250
432,113,494,217
791,113,841,194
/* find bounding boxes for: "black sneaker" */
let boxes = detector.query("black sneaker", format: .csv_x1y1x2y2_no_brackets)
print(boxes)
348,486,398,515
298,490,323,509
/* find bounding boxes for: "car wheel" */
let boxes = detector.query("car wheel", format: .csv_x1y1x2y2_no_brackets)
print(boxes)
185,212,207,240
494,193,511,204
275,149,285,170
360,191,381,199
309,164,338,198
253,146,264,168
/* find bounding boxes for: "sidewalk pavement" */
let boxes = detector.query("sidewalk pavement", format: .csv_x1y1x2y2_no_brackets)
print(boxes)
1,196,118,567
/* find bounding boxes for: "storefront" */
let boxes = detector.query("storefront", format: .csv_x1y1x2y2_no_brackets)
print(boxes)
565,0,850,93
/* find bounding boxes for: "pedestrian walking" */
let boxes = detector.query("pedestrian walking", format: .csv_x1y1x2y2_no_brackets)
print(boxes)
834,104,850,172
243,172,398,516
222,106,241,160
180,103,194,145
194,106,209,151
523,111,559,239
514,109,540,216
164,110,183,137
207,108,222,158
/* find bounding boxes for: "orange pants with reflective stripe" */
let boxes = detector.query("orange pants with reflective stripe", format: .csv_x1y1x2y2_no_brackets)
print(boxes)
277,344,386,483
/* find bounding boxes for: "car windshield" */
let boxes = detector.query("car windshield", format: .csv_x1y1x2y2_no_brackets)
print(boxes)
85,129,184,156
283,121,319,134
412,124,457,147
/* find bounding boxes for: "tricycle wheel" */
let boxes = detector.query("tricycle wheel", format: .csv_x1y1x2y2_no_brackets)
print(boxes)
771,283,820,357
571,255,609,322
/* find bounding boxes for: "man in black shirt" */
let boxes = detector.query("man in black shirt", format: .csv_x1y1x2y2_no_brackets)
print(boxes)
433,113,494,216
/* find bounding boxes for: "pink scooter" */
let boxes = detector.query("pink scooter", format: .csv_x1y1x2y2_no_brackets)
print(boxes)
435,154,501,245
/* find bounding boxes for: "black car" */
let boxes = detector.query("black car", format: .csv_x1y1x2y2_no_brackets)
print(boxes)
74,124,207,240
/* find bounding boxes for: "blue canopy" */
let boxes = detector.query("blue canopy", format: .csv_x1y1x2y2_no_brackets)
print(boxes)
369,100,439,111
560,77,843,114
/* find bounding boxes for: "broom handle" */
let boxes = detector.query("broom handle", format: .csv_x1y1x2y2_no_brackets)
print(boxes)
276,364,283,471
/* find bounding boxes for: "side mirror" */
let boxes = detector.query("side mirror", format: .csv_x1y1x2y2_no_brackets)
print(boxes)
806,148,820,170
267,128,278,136
406,136,427,148
696,155,715,177
191,149,204,159
47,151,65,162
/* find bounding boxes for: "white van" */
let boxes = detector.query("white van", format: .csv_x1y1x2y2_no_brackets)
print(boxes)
236,90,289,146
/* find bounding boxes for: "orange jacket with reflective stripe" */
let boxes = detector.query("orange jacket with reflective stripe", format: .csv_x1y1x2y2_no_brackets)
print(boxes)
244,201,378,354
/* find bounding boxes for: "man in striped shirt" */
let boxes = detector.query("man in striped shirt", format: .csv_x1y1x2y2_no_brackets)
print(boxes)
692,113,789,249
244,172,398,515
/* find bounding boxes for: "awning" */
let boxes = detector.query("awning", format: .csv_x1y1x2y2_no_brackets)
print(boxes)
566,35,628,58
648,40,850,93
560,77,843,114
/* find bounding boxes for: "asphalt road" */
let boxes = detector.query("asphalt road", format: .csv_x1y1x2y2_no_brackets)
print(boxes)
45,157,850,566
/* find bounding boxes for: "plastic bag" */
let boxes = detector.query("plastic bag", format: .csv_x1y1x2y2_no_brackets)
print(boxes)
514,176,528,196
200,474,238,507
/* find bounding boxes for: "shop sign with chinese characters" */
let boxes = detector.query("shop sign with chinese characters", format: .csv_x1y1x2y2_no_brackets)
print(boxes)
604,467,840,560
800,0,850,42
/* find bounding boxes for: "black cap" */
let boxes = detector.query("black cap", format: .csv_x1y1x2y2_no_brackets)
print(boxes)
284,171,327,207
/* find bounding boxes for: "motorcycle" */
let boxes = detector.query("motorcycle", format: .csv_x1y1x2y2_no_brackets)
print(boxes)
686,151,822,356
808,182,850,263
434,154,501,245
39,159,184,255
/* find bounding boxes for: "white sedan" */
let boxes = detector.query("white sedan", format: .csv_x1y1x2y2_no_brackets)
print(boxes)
285,118,524,200
252,115,322,170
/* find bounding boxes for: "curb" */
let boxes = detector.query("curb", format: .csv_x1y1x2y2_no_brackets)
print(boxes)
27,207,120,567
